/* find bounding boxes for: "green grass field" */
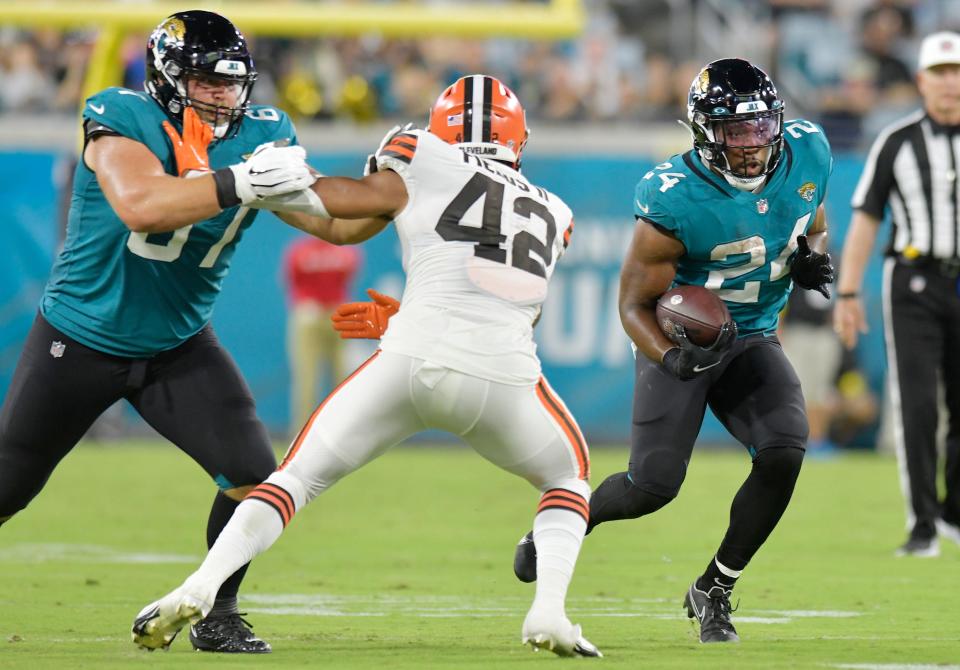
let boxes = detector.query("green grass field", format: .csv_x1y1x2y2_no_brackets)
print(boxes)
1,442,958,669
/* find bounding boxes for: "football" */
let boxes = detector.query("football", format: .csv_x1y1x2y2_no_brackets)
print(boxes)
655,285,731,347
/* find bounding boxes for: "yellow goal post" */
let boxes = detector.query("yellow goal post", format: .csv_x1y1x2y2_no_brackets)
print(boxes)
0,0,585,101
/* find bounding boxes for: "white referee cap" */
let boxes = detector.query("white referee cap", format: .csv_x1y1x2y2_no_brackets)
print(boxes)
918,31,960,70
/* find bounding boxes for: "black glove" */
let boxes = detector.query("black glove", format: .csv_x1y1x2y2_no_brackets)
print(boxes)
661,321,738,381
790,234,834,299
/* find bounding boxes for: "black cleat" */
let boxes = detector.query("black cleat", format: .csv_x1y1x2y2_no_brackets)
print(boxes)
683,582,739,643
513,531,537,583
894,535,939,557
189,613,272,653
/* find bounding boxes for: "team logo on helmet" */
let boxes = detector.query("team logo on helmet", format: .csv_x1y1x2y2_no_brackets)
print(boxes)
152,17,186,55
162,17,186,41
697,69,710,93
797,182,817,202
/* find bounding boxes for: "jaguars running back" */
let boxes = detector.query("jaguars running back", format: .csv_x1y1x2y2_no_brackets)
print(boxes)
513,58,835,645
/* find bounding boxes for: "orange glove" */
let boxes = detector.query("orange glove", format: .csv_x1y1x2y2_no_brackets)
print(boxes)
331,289,400,339
162,107,214,177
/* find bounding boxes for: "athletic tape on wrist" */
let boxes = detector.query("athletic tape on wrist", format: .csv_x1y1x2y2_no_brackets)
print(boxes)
213,168,241,209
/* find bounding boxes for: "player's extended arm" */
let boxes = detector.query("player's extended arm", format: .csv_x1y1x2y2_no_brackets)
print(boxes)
88,128,313,234
833,210,879,349
275,210,391,246
87,134,223,232
267,169,408,245
618,219,685,364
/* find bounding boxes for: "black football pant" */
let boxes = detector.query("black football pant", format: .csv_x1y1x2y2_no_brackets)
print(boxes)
884,258,960,538
589,334,808,571
0,314,277,597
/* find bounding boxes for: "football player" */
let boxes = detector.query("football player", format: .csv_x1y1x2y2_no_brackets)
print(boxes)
512,59,835,643
0,10,327,653
130,74,601,658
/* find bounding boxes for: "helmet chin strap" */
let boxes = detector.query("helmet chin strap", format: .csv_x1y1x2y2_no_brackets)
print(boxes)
696,149,767,191
722,171,766,192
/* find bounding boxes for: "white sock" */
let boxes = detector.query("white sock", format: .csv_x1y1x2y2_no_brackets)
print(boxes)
182,469,311,600
531,508,587,615
183,498,285,599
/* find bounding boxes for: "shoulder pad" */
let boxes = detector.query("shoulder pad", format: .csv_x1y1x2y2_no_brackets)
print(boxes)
633,154,692,226
83,87,161,142
783,119,831,162
241,105,298,146
84,87,154,124
378,128,423,165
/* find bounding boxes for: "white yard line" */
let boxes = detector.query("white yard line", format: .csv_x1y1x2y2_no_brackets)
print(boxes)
0,542,197,563
240,593,863,624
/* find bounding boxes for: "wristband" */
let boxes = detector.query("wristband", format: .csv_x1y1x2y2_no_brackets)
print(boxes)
213,168,241,209
837,292,859,299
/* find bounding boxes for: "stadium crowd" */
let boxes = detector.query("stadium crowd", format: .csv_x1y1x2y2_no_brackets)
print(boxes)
1,0,959,148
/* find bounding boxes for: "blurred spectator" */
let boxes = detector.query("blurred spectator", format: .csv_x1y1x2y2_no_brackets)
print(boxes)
283,236,362,438
0,34,56,112
829,359,879,448
0,0,937,133
779,286,842,456
856,5,914,97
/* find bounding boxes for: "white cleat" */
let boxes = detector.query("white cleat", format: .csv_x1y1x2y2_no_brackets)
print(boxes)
522,612,602,658
131,587,212,651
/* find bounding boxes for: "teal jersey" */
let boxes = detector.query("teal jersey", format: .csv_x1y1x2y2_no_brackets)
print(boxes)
42,88,297,357
634,119,833,336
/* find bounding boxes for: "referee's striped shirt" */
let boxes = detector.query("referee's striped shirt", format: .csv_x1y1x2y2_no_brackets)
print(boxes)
852,110,960,259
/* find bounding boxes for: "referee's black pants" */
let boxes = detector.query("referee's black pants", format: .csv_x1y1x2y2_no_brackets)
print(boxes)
884,257,960,539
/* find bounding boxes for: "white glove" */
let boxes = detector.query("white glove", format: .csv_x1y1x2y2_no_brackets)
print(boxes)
229,142,316,205
364,122,416,176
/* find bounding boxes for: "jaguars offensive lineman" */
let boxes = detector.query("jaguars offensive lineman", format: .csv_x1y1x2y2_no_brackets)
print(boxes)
0,11,316,652
513,59,835,643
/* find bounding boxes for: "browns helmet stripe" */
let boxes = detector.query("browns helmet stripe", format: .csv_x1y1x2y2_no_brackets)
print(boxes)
462,75,475,142
482,75,493,142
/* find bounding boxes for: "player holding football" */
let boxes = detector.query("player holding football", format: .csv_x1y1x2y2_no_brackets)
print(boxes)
0,10,347,653
513,59,835,643
131,75,601,658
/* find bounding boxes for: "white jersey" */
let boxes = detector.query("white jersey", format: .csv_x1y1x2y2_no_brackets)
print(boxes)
375,129,574,385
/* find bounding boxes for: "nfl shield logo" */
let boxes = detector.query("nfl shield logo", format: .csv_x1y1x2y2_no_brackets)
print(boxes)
49,341,66,358
756,199,769,214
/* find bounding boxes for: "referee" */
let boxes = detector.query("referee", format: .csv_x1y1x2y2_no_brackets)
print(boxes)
835,31,960,557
